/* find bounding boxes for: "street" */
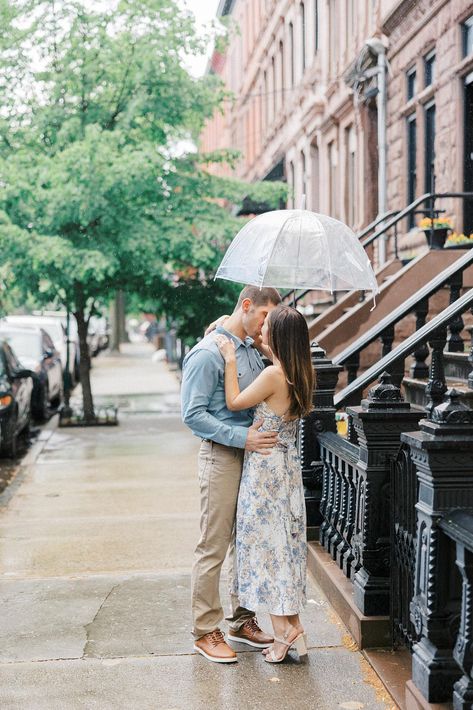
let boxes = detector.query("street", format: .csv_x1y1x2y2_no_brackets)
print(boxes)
0,343,395,710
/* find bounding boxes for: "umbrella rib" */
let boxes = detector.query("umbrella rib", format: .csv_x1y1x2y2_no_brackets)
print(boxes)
261,211,297,288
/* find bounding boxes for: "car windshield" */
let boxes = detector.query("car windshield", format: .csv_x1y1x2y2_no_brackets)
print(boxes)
9,318,63,343
0,331,41,360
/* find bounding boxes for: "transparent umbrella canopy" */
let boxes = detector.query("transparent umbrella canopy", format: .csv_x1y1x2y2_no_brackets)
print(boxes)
215,209,379,297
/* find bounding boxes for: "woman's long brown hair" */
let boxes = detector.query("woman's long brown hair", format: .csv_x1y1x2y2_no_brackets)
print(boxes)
267,305,314,418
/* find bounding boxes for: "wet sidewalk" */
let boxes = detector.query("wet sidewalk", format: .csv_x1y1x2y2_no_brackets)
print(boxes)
0,343,396,709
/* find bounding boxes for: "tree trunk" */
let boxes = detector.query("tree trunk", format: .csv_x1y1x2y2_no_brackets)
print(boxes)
109,295,120,352
74,290,95,422
117,290,129,343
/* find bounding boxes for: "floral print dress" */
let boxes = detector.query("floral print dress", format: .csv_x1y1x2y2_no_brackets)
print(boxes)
233,400,307,615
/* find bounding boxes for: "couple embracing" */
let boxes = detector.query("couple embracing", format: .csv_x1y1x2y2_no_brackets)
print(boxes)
181,286,313,664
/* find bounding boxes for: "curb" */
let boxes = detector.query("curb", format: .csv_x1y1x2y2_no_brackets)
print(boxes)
0,413,59,510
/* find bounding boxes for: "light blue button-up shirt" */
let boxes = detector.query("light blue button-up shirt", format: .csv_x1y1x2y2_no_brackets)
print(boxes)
181,325,264,449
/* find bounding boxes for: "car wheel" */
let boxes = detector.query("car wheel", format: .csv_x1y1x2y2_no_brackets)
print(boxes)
35,382,49,421
51,384,63,409
1,408,18,458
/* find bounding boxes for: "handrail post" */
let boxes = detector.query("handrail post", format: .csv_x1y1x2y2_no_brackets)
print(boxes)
300,340,342,538
401,391,473,703
346,373,421,616
425,327,448,417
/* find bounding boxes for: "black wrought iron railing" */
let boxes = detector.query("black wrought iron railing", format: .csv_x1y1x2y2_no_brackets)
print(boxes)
334,286,473,410
299,192,473,705
332,248,473,405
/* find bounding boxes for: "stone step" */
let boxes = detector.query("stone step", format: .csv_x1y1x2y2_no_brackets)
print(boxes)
403,375,473,409
443,351,471,382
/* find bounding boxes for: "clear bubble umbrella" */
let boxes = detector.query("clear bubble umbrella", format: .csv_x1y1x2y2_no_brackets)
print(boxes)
215,209,379,300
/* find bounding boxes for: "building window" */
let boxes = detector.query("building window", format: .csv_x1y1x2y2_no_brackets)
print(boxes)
329,141,337,217
301,150,307,203
424,50,435,87
345,126,356,227
263,69,268,128
289,22,295,87
311,142,319,210
271,55,276,118
289,161,295,208
279,40,284,105
407,114,417,227
329,0,337,77
300,2,306,72
463,15,473,57
407,66,416,100
314,0,319,53
425,101,436,194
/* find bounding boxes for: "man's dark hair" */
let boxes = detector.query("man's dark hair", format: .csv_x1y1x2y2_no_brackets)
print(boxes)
235,285,281,309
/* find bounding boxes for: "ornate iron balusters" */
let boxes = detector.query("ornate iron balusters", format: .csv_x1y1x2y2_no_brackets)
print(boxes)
300,340,341,535
391,444,420,650
452,540,473,710
447,272,465,353
346,353,360,385
381,324,395,358
468,314,473,391
410,299,430,379
425,327,448,417
347,372,421,615
402,390,473,703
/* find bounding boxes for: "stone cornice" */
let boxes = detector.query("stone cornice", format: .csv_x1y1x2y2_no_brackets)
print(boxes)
382,0,450,56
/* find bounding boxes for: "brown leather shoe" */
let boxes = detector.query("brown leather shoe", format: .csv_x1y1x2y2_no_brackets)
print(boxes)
194,630,238,663
228,618,274,648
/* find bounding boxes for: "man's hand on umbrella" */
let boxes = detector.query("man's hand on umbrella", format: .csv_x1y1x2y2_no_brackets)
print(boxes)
214,334,236,363
245,419,278,455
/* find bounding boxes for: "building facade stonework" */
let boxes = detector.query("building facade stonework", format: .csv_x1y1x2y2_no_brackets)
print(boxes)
201,0,473,262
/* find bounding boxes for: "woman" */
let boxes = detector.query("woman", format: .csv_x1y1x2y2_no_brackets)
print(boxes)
215,304,314,663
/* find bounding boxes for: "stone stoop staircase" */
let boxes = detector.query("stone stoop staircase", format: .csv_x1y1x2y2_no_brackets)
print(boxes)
306,248,473,397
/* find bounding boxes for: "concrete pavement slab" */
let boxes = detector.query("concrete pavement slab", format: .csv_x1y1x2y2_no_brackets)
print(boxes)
0,344,396,708
0,649,392,710
0,573,345,663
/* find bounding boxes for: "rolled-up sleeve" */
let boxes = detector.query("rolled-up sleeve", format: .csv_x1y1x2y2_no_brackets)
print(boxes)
181,349,248,449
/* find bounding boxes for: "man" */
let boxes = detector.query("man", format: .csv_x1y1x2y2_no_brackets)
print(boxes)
181,285,281,663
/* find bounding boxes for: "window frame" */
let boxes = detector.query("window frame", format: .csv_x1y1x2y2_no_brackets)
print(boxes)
406,66,417,101
463,15,473,58
424,49,435,87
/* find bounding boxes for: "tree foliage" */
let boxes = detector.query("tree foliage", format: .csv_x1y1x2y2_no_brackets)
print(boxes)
0,0,286,416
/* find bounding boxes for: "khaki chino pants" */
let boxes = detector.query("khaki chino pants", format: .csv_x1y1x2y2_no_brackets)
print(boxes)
191,439,254,639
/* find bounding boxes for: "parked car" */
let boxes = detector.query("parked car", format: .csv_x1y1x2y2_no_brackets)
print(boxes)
33,311,81,380
0,325,63,420
88,315,110,357
5,314,78,382
0,341,33,457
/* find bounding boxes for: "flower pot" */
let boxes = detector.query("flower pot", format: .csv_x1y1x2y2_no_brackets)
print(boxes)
422,227,449,250
444,242,473,249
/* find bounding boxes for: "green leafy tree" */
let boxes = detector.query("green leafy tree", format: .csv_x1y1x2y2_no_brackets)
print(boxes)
0,0,286,420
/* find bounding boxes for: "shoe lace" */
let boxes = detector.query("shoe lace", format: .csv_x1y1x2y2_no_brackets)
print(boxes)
245,618,261,633
208,630,225,647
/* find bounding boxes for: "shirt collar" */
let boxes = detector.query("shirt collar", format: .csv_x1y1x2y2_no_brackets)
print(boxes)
216,325,254,348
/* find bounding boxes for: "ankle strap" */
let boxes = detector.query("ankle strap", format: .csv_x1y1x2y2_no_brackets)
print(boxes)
273,636,291,646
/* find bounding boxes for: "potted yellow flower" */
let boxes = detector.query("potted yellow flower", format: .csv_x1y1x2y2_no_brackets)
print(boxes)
417,216,453,250
444,232,473,249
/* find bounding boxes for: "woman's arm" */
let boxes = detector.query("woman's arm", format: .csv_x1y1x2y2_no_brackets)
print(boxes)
215,335,278,411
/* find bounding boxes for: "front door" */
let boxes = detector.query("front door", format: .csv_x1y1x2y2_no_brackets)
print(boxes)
464,71,473,234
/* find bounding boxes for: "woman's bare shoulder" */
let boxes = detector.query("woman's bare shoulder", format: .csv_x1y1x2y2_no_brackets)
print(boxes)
262,365,286,382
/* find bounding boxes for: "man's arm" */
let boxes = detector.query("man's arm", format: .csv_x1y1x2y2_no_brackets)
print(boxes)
181,348,279,454
181,349,248,448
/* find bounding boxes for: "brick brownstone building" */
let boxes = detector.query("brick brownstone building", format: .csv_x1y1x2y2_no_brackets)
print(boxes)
201,0,473,264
